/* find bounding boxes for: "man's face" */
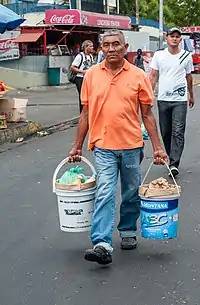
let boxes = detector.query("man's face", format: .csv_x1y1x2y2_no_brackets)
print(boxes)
166,32,182,48
86,43,94,54
102,35,128,63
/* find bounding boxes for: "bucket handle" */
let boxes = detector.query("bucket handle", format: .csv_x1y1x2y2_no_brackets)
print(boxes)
53,156,97,193
142,161,180,196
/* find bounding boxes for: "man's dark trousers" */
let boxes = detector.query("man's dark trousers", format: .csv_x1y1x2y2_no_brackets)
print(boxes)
157,100,187,168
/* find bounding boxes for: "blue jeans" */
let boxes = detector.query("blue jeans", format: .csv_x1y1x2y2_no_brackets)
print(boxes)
91,147,143,252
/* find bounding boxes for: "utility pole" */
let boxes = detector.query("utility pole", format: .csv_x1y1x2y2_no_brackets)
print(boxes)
105,0,109,14
76,0,81,10
116,0,119,14
135,0,139,25
159,0,164,49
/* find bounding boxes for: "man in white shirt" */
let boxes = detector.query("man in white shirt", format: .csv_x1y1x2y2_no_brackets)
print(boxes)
150,28,194,177
71,40,94,113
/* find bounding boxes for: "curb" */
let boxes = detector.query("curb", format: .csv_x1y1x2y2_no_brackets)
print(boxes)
0,122,42,145
25,84,75,92
0,117,79,146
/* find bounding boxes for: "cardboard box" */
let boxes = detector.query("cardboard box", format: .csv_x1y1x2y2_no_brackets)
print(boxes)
0,98,28,122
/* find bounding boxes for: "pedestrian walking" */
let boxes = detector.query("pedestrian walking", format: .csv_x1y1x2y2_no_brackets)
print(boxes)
134,48,145,71
68,29,167,265
97,49,104,63
150,28,194,177
70,40,94,113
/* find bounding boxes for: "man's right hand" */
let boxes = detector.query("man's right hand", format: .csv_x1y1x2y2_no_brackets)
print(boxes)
68,146,82,163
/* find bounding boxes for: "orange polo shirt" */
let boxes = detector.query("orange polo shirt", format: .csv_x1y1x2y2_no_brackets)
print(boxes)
81,59,153,151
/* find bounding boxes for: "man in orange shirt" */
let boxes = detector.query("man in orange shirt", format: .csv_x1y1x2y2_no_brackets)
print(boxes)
69,29,167,265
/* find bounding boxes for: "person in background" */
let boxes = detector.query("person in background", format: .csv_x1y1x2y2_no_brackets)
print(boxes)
134,48,145,71
68,29,167,266
71,40,94,113
97,43,104,64
72,43,80,56
150,28,194,177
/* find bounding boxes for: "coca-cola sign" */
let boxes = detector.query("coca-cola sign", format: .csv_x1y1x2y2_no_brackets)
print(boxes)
0,31,20,61
45,9,131,29
0,39,18,51
45,9,81,25
50,14,75,24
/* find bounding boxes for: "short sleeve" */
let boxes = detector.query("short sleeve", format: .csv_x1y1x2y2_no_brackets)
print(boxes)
150,52,159,71
186,54,194,74
72,54,82,67
80,72,89,106
139,73,154,105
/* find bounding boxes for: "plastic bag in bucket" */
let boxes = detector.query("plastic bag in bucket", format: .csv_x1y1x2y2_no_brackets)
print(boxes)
53,157,97,233
139,162,181,239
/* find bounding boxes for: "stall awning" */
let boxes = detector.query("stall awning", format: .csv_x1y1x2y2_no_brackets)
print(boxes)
15,32,43,43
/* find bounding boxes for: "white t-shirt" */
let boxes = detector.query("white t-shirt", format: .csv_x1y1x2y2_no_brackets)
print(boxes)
150,48,194,101
72,52,94,78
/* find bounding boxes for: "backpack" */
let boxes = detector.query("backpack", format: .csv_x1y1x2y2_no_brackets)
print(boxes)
67,53,84,83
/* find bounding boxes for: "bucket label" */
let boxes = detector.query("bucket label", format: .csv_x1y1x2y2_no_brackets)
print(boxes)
141,207,178,239
64,209,83,216
141,201,168,210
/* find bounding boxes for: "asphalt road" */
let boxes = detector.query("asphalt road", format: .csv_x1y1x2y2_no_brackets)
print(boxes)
1,87,200,305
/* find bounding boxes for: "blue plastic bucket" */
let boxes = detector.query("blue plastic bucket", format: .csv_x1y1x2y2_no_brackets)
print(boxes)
140,195,179,239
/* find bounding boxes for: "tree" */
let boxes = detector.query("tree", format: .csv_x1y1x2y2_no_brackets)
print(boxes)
119,0,200,27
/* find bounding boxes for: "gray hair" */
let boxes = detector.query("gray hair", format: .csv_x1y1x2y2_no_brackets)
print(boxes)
81,40,93,50
102,29,126,44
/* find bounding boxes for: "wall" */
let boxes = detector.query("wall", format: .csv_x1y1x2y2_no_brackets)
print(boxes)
122,31,150,52
150,37,159,52
0,56,48,73
0,67,48,89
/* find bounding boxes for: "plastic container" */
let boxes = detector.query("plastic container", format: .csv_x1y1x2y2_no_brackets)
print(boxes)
140,162,180,239
53,157,97,233
48,68,60,86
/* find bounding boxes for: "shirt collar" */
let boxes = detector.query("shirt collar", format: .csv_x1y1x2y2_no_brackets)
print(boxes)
100,59,130,71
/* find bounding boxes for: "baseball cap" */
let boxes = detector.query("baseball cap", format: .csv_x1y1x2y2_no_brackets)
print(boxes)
167,27,181,36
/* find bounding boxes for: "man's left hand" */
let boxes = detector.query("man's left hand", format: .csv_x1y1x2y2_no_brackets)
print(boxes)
189,97,195,109
154,148,168,165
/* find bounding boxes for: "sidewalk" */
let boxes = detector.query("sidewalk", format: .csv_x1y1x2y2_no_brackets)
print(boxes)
0,86,80,145
193,74,200,86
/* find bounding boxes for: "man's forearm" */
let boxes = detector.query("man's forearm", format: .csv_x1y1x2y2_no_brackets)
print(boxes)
73,110,89,149
142,113,162,151
150,76,157,92
186,74,194,98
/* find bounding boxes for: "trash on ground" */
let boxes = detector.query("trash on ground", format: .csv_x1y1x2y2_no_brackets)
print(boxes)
15,137,24,143
37,131,49,137
139,177,181,198
0,114,7,129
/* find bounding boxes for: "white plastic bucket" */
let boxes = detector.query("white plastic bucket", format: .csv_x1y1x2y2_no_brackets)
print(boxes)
53,157,97,233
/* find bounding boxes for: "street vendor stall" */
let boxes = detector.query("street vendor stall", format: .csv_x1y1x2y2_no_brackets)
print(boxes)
13,9,131,85
180,26,200,73
0,4,26,130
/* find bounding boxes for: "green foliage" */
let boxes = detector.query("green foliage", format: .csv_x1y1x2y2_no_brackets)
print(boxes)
119,0,200,27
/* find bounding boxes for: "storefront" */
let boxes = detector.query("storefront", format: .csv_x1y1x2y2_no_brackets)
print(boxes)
180,26,200,73
14,9,131,85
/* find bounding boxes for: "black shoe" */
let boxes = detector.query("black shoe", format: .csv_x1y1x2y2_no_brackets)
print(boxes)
84,246,112,265
169,166,179,177
121,237,138,250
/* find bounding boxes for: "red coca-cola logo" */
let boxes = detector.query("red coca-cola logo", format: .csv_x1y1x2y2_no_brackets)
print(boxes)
50,14,75,24
0,39,18,51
